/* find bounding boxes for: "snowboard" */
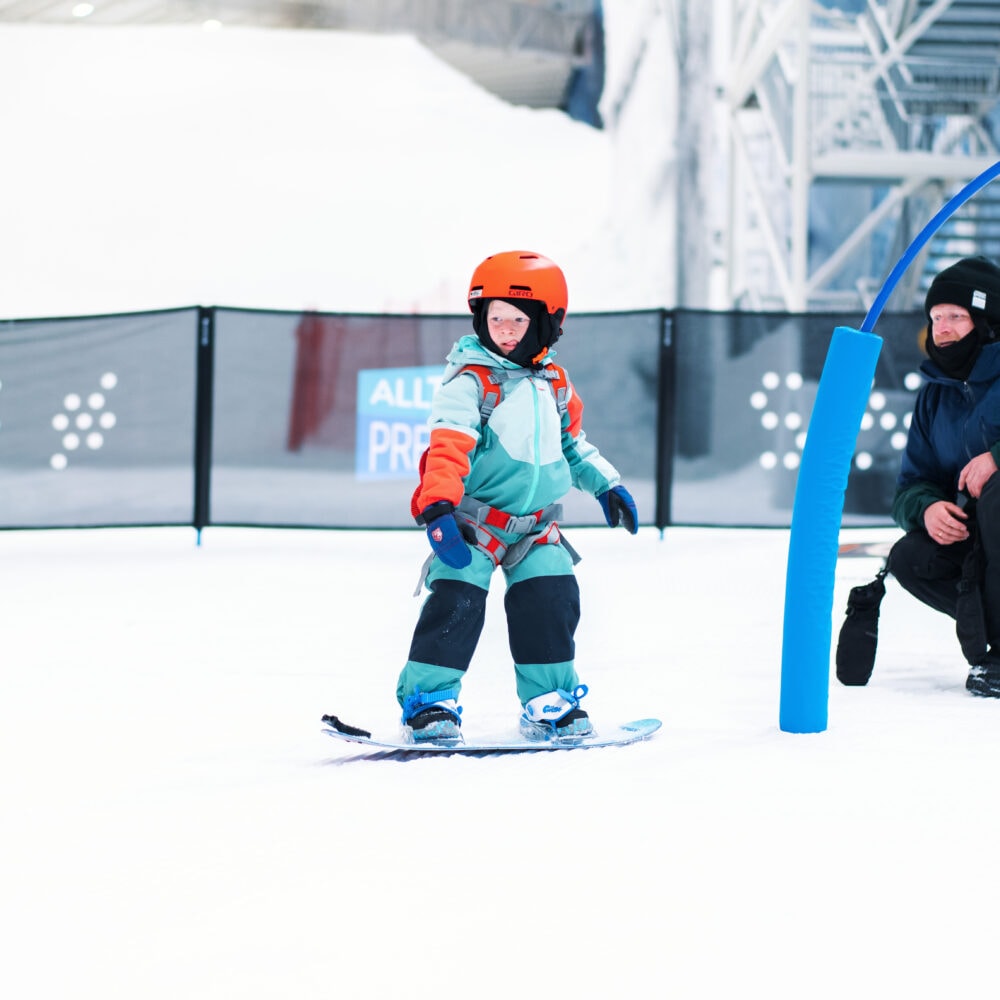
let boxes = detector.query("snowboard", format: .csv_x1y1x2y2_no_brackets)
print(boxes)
321,713,661,754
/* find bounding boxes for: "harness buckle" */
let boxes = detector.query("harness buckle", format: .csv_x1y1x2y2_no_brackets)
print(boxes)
503,512,542,534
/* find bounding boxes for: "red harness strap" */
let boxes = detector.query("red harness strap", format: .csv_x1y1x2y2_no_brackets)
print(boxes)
458,363,570,425
412,497,578,595
455,497,563,569
480,505,544,533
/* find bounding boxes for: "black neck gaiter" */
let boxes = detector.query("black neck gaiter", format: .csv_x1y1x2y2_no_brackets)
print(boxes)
474,299,547,368
926,329,983,380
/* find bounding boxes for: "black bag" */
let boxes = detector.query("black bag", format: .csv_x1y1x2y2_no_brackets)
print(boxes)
835,566,887,686
956,529,988,666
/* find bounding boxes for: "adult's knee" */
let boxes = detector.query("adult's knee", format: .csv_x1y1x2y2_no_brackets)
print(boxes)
976,475,1000,528
887,532,936,586
887,530,966,618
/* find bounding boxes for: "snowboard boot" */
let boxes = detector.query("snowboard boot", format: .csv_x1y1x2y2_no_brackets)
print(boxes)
402,688,463,742
519,685,593,740
966,659,1000,698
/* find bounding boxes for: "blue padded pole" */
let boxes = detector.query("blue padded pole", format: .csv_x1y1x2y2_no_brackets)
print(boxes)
780,327,882,732
779,158,1000,733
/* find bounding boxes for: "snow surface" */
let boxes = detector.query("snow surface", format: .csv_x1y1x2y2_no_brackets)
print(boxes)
4,524,1000,999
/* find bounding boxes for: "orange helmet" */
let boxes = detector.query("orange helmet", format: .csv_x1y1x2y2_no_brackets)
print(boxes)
467,251,568,319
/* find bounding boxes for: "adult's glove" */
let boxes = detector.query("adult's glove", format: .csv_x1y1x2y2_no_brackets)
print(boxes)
420,501,472,568
597,485,638,534
835,567,886,686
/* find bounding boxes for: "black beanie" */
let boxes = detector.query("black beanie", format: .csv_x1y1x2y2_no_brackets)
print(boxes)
925,255,1000,326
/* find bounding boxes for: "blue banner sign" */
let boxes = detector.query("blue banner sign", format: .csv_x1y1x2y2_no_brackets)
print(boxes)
356,366,443,479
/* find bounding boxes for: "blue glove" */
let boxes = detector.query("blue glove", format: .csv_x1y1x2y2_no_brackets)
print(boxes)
597,486,638,534
420,502,472,568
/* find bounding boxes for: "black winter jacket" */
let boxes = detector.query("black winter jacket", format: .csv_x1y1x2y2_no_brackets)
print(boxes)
893,342,1000,531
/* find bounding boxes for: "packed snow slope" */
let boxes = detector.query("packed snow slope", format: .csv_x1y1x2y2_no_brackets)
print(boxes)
0,24,619,319
3,525,1000,998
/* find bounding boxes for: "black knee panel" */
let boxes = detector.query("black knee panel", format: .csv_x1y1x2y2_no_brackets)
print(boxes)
505,574,581,664
408,578,488,672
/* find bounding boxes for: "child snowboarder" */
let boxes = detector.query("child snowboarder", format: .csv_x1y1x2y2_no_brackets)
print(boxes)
398,250,638,743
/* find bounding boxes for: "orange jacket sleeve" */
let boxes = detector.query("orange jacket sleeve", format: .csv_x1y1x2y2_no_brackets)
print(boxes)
411,427,476,517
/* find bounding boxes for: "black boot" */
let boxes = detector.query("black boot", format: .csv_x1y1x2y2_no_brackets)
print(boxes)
966,655,1000,698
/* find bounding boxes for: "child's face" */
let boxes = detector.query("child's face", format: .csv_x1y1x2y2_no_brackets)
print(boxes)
486,299,532,355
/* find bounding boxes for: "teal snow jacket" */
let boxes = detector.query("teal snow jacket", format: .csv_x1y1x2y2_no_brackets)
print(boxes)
412,335,621,518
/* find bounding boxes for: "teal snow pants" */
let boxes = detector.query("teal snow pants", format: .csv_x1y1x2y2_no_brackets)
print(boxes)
396,535,581,714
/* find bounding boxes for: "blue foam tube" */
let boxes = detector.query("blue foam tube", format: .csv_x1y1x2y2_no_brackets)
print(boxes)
779,327,882,732
861,160,1000,333
780,158,1000,734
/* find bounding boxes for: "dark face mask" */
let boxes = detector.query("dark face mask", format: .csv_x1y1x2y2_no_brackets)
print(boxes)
505,320,546,367
926,327,983,380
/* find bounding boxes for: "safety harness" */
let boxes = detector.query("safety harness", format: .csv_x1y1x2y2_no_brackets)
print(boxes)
412,362,580,594
461,363,571,423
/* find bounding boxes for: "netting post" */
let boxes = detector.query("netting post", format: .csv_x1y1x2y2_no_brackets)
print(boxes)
193,306,215,545
655,309,676,531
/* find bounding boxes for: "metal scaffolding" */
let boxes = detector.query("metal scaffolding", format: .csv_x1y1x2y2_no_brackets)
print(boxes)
722,0,1000,312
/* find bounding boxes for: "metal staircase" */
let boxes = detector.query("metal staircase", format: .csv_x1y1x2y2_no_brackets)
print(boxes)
724,0,1000,313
